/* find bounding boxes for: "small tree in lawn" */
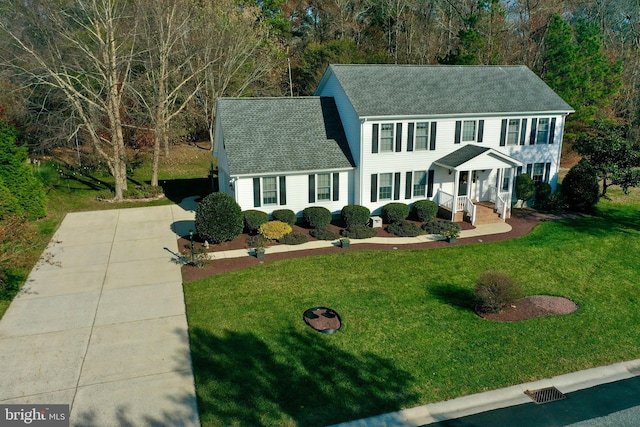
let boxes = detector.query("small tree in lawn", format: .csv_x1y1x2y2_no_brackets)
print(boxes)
195,192,243,243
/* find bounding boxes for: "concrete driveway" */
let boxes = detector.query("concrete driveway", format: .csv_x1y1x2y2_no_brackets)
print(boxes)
0,202,199,426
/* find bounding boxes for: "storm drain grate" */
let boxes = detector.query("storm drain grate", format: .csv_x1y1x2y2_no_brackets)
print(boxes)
524,386,566,404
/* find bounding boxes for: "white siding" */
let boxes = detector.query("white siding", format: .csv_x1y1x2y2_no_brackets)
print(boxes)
233,171,354,216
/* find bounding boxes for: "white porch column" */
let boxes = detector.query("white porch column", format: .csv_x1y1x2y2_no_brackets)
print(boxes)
452,169,459,221
507,166,515,201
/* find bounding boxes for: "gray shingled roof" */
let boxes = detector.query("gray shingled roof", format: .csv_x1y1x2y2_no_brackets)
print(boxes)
435,145,491,168
322,65,574,117
217,97,355,176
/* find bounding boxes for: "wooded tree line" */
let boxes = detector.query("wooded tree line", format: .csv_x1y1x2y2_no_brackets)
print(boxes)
0,0,638,200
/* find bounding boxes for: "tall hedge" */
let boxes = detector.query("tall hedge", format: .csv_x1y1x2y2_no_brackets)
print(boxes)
0,121,46,219
562,160,599,212
195,192,243,243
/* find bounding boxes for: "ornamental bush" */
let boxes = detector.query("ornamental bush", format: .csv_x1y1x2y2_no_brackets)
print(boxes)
310,227,339,240
515,173,534,203
303,206,332,229
474,271,524,314
243,210,268,234
278,232,309,245
259,220,292,240
341,205,370,228
411,200,438,221
272,209,297,226
386,220,422,237
195,192,243,244
422,219,461,237
381,202,409,223
535,183,553,210
341,224,377,239
562,160,599,213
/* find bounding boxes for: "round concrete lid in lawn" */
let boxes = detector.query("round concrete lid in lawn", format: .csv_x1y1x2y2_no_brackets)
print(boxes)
303,307,342,334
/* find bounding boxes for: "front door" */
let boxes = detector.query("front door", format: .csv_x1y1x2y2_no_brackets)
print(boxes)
458,171,469,196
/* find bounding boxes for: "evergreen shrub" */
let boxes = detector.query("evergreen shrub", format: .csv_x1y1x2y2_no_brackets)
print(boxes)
341,224,377,239
259,220,292,240
243,210,268,234
381,202,409,223
386,220,422,237
562,160,599,212
411,200,438,221
272,209,297,226
515,174,535,203
341,205,370,228
303,206,332,228
310,227,339,240
195,192,243,243
535,183,553,210
422,219,461,237
278,232,309,245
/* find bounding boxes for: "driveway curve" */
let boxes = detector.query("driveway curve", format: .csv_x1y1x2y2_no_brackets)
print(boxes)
0,202,199,426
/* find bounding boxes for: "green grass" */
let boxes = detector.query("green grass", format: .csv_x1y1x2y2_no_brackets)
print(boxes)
184,189,640,426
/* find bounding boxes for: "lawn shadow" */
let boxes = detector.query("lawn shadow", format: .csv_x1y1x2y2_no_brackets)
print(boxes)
160,178,212,205
189,326,417,426
552,205,640,238
430,284,476,311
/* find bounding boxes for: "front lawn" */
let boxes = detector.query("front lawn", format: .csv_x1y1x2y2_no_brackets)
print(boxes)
184,190,640,427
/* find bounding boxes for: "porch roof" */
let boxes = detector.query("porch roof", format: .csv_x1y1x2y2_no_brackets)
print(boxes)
433,145,522,170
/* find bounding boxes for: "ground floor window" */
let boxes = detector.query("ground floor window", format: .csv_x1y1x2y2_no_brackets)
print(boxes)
253,176,286,207
379,173,393,200
317,173,331,201
413,171,426,197
262,177,278,205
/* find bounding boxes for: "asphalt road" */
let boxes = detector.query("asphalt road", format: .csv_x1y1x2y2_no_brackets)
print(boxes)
426,376,640,427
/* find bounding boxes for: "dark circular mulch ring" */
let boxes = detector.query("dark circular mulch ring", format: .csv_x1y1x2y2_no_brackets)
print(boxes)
303,307,342,334
478,295,579,322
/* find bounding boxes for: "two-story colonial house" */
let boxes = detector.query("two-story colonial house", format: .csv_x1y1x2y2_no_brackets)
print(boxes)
214,65,573,224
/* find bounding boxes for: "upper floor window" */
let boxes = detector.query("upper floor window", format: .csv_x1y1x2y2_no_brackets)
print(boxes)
462,121,476,141
455,120,484,143
415,122,429,150
536,118,550,144
380,124,394,152
507,119,520,146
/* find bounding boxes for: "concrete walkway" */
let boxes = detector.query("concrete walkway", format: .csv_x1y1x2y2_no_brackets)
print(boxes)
331,359,640,426
0,202,199,426
209,221,513,260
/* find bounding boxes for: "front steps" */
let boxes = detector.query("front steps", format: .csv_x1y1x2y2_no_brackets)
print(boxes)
469,202,503,225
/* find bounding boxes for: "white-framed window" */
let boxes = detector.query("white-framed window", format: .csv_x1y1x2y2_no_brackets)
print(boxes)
413,171,427,197
462,120,476,141
262,176,278,205
536,118,550,144
317,173,331,201
379,173,393,200
380,123,394,152
415,122,429,150
532,163,545,184
507,119,520,146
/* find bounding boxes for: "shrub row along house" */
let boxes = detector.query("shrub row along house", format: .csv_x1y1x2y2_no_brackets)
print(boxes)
214,65,573,225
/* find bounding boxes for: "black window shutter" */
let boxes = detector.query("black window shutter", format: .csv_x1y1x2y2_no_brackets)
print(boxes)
549,118,556,144
372,124,379,153
477,120,484,142
405,172,412,199
529,118,538,144
279,176,286,205
516,166,522,176
253,178,261,207
393,173,401,200
520,119,528,145
499,119,507,146
545,163,552,183
407,123,414,152
454,121,462,144
427,170,435,197
332,173,339,201
430,122,437,150
395,123,402,152
526,164,533,176
370,174,378,202
308,174,315,203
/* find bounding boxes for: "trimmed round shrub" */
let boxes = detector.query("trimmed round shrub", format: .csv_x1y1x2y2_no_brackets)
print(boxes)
341,224,377,239
310,227,339,240
259,220,292,240
422,219,461,237
386,220,423,237
381,202,409,223
272,209,297,226
515,173,534,202
474,271,524,314
303,206,332,229
562,160,599,213
195,192,243,244
243,210,268,234
278,232,309,245
341,205,371,228
535,182,552,210
411,199,438,222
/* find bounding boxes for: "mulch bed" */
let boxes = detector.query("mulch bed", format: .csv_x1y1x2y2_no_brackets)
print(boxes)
180,209,562,282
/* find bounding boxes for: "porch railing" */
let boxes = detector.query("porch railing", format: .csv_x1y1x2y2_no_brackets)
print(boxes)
496,193,508,220
465,197,477,225
438,190,454,211
455,196,467,213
